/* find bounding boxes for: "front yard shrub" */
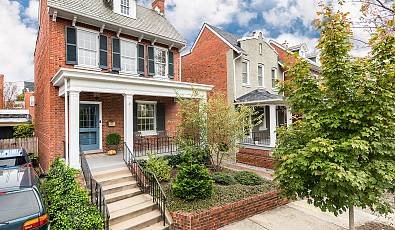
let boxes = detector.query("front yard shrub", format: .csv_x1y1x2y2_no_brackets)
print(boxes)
179,144,210,165
172,163,214,201
211,172,236,185
43,157,103,230
146,153,172,182
161,154,182,167
234,171,263,186
13,123,34,137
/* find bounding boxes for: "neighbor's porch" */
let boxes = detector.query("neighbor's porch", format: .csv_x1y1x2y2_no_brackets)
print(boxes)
52,68,212,168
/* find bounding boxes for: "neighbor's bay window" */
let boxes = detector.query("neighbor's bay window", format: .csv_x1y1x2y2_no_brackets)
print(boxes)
120,39,137,74
77,29,99,68
137,102,156,133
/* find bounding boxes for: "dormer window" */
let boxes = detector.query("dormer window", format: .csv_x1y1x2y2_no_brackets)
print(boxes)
121,0,130,15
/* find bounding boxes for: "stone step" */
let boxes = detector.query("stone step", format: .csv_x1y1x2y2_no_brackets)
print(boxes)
96,173,134,186
110,201,156,225
93,167,130,179
103,180,138,195
105,187,142,203
110,210,162,230
108,194,153,213
140,222,169,230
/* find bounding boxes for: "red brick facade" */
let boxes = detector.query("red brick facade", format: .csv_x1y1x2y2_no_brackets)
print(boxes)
34,0,182,169
152,0,165,14
24,91,35,121
237,148,276,169
170,191,288,230
0,74,4,109
182,27,230,98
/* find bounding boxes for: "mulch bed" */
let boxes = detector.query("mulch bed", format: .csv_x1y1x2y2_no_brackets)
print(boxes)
357,222,395,230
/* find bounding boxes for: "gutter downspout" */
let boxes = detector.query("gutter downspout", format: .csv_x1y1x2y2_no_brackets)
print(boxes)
64,78,69,165
233,52,243,101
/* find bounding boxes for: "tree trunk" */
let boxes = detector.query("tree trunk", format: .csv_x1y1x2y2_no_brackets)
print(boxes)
349,205,355,230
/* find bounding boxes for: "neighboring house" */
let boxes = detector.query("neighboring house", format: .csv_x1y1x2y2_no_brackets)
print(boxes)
24,91,35,122
34,0,212,170
0,110,32,139
182,24,292,154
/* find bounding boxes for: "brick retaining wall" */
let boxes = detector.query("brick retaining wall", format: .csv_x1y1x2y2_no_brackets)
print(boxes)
236,148,276,169
170,190,288,230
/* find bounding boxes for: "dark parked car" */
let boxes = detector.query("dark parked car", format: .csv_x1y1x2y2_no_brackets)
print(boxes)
0,148,32,169
0,167,48,230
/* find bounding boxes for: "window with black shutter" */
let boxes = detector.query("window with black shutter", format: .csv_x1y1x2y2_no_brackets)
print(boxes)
137,44,145,75
148,46,155,76
156,103,165,132
112,37,121,72
66,27,77,65
168,51,174,79
99,35,108,69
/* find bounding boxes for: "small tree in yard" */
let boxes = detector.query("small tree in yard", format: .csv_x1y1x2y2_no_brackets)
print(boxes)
176,92,255,169
274,3,395,230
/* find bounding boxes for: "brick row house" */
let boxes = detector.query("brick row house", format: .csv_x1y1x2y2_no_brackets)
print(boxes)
34,0,212,169
182,24,293,168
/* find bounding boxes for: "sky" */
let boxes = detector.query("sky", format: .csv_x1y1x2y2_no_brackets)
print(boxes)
0,0,372,82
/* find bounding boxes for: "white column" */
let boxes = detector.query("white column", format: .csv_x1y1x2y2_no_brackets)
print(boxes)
124,94,134,152
269,105,277,148
287,107,292,126
68,91,80,169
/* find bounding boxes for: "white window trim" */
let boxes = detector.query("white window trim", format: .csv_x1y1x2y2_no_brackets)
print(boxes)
75,27,100,70
29,96,35,107
258,64,264,87
271,68,277,89
258,107,267,131
242,60,250,86
153,47,169,79
119,38,138,75
120,0,130,16
136,100,157,136
259,43,263,55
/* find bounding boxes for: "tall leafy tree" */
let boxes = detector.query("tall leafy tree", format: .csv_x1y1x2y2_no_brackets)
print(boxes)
274,2,395,230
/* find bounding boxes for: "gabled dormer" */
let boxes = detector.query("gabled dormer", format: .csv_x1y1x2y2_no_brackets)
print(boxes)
113,0,137,19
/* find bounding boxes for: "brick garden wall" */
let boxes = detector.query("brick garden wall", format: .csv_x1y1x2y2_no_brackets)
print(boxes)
236,148,276,169
170,190,288,230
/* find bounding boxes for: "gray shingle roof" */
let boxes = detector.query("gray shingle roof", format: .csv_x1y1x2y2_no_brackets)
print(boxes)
206,24,244,53
235,89,283,103
48,0,186,45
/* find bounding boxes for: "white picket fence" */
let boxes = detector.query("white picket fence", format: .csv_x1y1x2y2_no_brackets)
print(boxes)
0,137,38,154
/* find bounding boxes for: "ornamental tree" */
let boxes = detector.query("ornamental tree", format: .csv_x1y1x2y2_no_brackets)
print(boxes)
274,3,395,230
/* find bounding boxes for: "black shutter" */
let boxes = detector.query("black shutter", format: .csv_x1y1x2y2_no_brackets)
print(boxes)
148,46,155,76
137,44,145,75
156,103,165,132
99,35,108,69
265,106,270,131
168,51,174,79
66,27,77,65
133,102,138,132
112,37,121,72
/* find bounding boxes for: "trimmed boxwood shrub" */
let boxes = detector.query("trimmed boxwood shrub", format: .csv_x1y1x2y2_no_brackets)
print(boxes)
145,153,172,182
211,172,236,185
172,163,214,201
161,154,183,167
43,157,103,230
234,171,263,186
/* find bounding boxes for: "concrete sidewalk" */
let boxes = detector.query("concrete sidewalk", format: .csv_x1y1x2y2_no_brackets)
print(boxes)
220,200,394,230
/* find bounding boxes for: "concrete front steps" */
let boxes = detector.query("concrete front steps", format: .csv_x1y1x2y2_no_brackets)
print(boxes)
92,166,169,230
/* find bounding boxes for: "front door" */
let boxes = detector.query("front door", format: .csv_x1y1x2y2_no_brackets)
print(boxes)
79,104,100,151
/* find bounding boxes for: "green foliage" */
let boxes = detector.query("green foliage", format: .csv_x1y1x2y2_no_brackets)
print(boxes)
211,172,236,185
43,157,103,230
161,154,183,167
145,153,172,182
172,163,214,201
234,171,263,186
275,2,395,219
179,143,210,165
17,93,24,101
13,124,34,138
106,133,121,145
176,92,256,169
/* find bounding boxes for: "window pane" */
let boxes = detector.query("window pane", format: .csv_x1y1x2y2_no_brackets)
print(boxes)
77,30,98,67
137,103,156,132
121,40,137,73
154,48,167,77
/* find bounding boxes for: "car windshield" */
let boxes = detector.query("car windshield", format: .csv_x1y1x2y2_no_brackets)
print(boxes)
0,157,27,168
0,190,40,222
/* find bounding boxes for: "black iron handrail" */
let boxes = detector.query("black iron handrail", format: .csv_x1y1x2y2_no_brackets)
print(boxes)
123,142,167,226
240,131,271,146
80,153,110,230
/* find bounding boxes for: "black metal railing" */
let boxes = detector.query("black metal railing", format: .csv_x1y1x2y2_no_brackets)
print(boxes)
80,153,110,230
133,136,178,157
240,131,271,146
124,142,167,226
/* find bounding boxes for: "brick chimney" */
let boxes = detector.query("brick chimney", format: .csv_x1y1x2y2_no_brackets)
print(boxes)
0,74,4,109
152,0,165,15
